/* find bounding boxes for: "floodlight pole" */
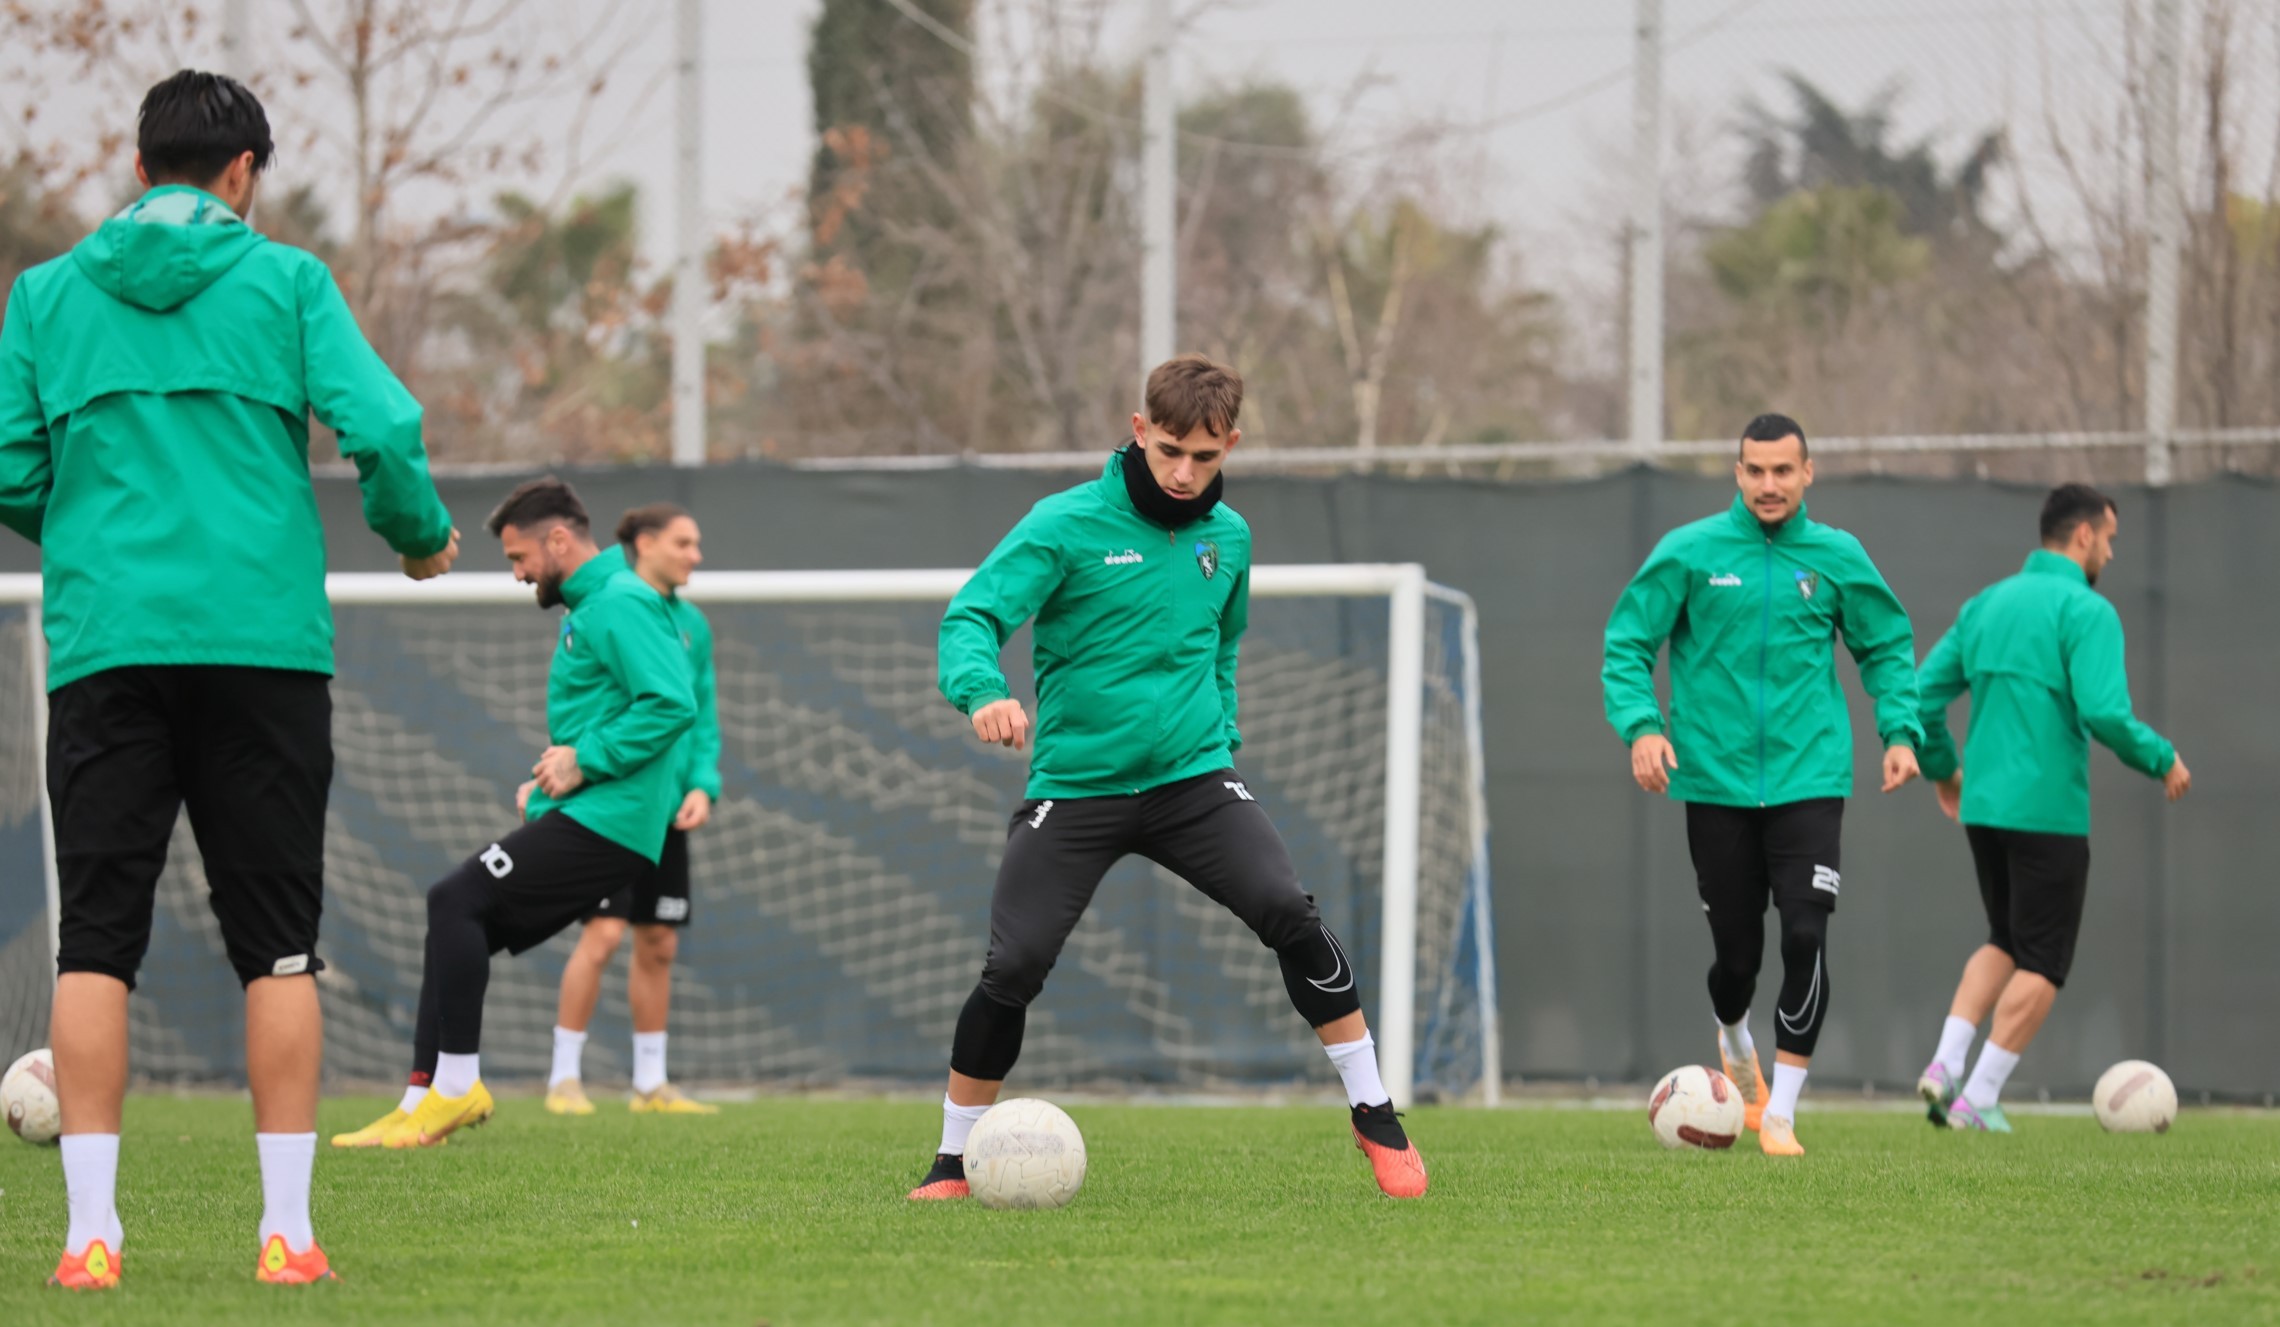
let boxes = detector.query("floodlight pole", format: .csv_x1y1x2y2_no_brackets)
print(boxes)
1140,0,1176,394
671,0,707,468
1626,0,1664,462
2144,0,2183,488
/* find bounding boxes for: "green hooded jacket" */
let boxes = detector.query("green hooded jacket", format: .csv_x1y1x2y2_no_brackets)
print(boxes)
663,592,723,801
938,449,1250,799
524,554,697,862
1602,494,1923,807
1916,550,2175,836
0,186,453,690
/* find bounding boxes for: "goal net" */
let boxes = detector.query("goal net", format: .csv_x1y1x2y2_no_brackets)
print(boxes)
0,566,1496,1104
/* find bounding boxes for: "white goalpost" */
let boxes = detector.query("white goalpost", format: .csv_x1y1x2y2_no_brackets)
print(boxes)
0,565,1497,1105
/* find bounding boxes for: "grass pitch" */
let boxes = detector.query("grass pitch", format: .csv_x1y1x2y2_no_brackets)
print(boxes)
0,1094,2272,1325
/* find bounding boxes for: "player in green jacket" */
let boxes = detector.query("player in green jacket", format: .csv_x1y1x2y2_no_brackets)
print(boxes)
0,72,458,1290
546,502,723,1117
1911,484,2191,1133
333,478,693,1152
909,355,1428,1202
1602,413,1923,1157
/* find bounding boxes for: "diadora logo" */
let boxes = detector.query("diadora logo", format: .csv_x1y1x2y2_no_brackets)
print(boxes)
1811,865,1841,896
1708,574,1744,587
1103,549,1145,566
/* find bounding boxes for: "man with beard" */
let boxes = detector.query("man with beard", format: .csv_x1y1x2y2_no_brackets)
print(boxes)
1913,484,2191,1132
333,477,693,1149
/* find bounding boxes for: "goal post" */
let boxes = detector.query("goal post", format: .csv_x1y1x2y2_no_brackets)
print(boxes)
0,565,1497,1104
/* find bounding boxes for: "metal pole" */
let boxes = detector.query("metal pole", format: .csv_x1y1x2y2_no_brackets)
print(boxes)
1378,565,1427,1108
1140,0,1176,391
220,0,251,78
2144,0,2183,487
1626,0,1664,460
670,0,707,468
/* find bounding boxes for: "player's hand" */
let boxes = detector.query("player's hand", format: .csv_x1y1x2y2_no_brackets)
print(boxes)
1629,734,1677,794
533,745,585,798
515,778,537,815
2163,752,2192,802
674,788,713,830
973,698,1030,751
401,527,461,581
1935,773,1963,822
1881,744,1921,793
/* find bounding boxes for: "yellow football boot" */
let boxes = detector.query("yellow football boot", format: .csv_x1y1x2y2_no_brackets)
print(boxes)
545,1079,597,1116
384,1081,495,1148
629,1083,719,1115
331,1108,412,1149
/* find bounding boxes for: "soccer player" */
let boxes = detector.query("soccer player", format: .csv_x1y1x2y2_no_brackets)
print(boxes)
1912,484,2191,1132
544,503,721,1116
0,72,459,1288
907,354,1427,1202
1601,413,1922,1157
333,478,693,1150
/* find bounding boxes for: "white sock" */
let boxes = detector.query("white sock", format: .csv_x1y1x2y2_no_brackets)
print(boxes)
1963,1042,2021,1109
397,1084,428,1115
1323,1032,1391,1108
60,1133,124,1255
433,1052,480,1099
255,1133,316,1251
550,1026,589,1088
1766,1061,1807,1122
1934,1015,1977,1079
1718,1012,1755,1065
938,1095,991,1156
632,1032,668,1093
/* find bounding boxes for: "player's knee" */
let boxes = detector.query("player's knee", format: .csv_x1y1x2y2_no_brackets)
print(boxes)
1251,888,1320,952
1777,905,1828,960
426,874,477,925
635,925,678,969
579,917,629,960
979,945,1052,1008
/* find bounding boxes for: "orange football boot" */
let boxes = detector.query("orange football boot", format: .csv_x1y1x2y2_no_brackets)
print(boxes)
907,1153,971,1200
1351,1103,1429,1199
1721,1045,1771,1132
49,1239,121,1290
255,1233,337,1284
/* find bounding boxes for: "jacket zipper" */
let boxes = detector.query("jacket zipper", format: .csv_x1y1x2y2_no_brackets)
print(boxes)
1758,535,1773,807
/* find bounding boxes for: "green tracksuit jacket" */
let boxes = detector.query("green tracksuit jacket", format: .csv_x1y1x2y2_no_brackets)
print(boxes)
1602,494,1923,807
525,555,697,861
938,450,1251,799
0,186,453,690
664,591,723,802
1916,551,2175,836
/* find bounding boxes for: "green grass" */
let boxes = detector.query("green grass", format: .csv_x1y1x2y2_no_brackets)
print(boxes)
0,1096,2273,1325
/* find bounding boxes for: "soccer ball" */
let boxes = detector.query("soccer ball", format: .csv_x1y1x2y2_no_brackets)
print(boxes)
1648,1064,1743,1150
963,1098,1087,1210
2093,1060,2178,1134
4,1048,61,1145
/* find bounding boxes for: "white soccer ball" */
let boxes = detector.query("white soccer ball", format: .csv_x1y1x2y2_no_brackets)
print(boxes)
2094,1060,2178,1134
3,1048,61,1146
1648,1064,1744,1150
963,1098,1087,1210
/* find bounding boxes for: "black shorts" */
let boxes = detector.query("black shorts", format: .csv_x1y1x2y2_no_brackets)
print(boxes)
48,665,332,990
588,827,691,927
465,811,656,956
1684,797,1845,916
1965,825,2091,986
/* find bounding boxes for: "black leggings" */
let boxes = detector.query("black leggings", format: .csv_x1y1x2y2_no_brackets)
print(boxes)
950,769,1363,1081
1684,799,1843,1059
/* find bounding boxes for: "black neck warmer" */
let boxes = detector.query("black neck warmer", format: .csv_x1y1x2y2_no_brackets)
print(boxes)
1119,441,1224,529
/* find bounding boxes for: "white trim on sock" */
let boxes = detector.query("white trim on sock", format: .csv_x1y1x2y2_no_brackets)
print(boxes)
1323,1032,1391,1108
434,1052,480,1099
1935,1015,1977,1080
60,1133,123,1256
1718,1012,1756,1064
550,1025,589,1088
1766,1061,1807,1121
632,1031,668,1094
939,1095,991,1156
256,1133,317,1250
397,1084,429,1115
1963,1042,2021,1110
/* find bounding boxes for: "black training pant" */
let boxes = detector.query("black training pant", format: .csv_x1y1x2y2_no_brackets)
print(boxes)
410,810,651,1083
950,768,1363,1081
1684,798,1843,1058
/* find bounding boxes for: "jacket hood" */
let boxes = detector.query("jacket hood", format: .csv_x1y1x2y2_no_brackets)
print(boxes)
71,186,262,312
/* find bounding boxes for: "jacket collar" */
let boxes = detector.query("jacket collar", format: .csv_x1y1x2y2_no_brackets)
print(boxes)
1726,492,1810,541
1096,447,1135,515
2023,548,2089,584
559,551,619,609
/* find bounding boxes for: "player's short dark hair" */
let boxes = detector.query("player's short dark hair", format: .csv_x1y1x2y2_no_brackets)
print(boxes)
1145,353,1244,439
1739,413,1808,459
486,476,591,539
615,502,690,555
2040,483,2116,544
138,70,274,186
